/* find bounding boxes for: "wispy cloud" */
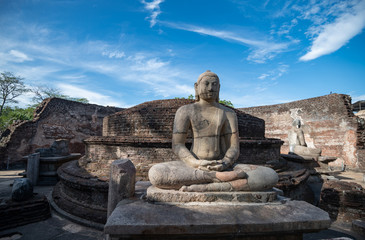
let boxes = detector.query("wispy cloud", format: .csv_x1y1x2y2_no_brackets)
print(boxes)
0,18,197,107
163,22,290,63
141,0,164,27
57,83,125,107
230,93,294,108
0,50,33,64
352,94,365,103
257,64,288,81
253,64,289,92
102,50,125,59
9,50,33,62
299,0,365,61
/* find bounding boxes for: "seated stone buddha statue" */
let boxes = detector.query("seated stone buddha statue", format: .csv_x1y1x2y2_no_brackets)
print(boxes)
148,70,278,192
288,119,322,158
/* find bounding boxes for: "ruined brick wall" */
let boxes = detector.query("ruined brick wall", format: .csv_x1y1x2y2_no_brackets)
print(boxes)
239,94,364,169
0,98,122,169
81,99,279,180
103,99,265,140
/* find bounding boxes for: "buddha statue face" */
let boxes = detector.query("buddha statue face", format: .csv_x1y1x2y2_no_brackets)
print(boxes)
194,71,220,102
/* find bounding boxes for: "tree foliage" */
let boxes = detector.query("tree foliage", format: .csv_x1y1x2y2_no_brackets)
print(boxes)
31,86,89,104
0,72,29,116
0,106,34,132
174,94,234,107
219,99,234,108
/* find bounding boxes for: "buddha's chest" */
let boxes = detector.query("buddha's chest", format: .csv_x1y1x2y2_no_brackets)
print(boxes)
190,108,225,136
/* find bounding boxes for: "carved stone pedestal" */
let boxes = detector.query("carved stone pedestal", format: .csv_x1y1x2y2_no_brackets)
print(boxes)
105,198,331,240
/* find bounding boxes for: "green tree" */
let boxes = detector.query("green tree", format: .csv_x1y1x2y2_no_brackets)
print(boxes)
0,106,35,132
31,86,89,104
219,99,234,108
0,72,29,116
175,94,234,107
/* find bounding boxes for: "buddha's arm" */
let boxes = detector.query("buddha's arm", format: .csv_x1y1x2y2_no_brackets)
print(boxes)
298,130,307,146
221,111,240,167
172,107,200,168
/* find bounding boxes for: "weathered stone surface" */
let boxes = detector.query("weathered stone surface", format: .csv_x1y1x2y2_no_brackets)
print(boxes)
281,153,317,162
53,160,108,223
0,194,50,231
240,94,364,170
11,178,33,201
147,186,277,203
0,97,122,169
26,152,40,185
352,219,365,236
288,119,321,158
36,139,70,157
320,180,365,222
105,199,331,238
148,71,279,192
80,137,282,180
108,159,136,217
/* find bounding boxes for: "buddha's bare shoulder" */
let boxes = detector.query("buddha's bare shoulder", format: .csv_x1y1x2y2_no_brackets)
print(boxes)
218,104,236,115
176,102,198,114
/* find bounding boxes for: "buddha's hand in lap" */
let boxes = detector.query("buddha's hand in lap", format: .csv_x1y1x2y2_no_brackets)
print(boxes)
197,160,230,172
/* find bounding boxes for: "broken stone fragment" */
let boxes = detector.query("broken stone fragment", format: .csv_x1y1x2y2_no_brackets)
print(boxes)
12,178,33,201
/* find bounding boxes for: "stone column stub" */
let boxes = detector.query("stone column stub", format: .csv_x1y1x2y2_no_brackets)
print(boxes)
27,152,40,186
107,159,136,217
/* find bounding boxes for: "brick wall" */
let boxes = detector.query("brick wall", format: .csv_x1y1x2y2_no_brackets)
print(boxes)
239,94,364,170
0,98,122,169
103,99,265,140
81,99,282,180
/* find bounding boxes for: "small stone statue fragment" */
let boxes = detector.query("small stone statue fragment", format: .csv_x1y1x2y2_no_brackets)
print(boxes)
288,120,321,158
12,178,33,201
148,70,278,192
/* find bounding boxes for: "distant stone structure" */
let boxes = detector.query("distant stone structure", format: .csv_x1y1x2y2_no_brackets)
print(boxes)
240,94,365,170
0,98,122,169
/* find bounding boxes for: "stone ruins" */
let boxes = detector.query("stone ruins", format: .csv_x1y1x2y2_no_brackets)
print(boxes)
0,75,364,238
240,94,365,170
104,71,330,239
0,97,122,169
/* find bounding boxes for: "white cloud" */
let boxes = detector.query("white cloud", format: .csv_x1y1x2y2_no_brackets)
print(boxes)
256,64,288,91
299,0,365,61
130,57,169,71
57,83,125,107
9,50,33,62
141,0,164,27
0,49,33,64
258,73,269,80
102,50,125,59
163,22,290,63
230,94,294,108
352,94,365,102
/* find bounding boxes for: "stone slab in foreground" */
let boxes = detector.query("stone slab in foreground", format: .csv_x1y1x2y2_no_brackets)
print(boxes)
105,199,331,239
147,185,277,203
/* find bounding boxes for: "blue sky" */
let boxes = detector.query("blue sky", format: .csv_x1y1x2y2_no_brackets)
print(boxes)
0,0,364,108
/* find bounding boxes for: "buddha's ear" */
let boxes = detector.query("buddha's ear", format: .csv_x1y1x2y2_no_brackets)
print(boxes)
216,83,220,103
194,82,199,101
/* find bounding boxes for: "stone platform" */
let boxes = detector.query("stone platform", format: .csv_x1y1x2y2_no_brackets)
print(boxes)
147,186,278,203
53,160,108,224
105,199,331,240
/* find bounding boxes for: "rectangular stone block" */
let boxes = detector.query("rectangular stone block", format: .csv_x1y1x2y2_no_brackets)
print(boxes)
105,199,331,239
27,152,40,185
